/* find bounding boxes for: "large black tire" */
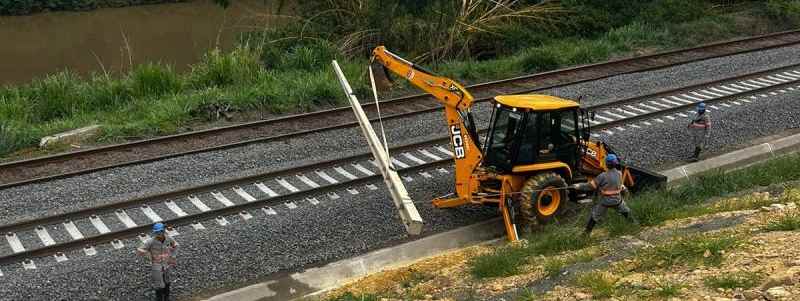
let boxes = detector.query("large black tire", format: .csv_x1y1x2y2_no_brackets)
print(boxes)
519,173,569,226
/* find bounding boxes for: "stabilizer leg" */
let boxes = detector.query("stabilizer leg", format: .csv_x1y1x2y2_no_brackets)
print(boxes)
500,197,519,242
433,197,470,208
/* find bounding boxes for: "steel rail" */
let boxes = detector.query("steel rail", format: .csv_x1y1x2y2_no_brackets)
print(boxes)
1,67,797,266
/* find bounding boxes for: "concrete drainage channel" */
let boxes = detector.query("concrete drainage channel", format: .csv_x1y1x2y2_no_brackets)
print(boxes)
199,132,800,301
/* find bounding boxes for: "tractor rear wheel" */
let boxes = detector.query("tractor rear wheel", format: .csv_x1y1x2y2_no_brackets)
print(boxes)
519,172,569,226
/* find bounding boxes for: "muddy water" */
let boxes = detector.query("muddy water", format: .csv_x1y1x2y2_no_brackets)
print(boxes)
0,0,274,85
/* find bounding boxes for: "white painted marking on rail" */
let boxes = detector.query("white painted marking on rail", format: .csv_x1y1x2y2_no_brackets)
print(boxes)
664,115,676,120
594,114,614,122
54,252,68,262
767,75,790,82
668,96,693,104
276,178,300,193
697,89,724,98
781,72,800,79
366,184,378,190
589,119,601,125
111,239,124,249
739,98,752,103
352,163,375,176
115,210,137,228
402,175,414,182
255,183,279,197
654,118,665,123
188,196,212,212
626,105,649,114
140,205,163,222
369,159,379,168
742,80,767,88
327,192,340,200
138,234,151,243
285,202,298,210
759,94,769,98
84,246,97,256
335,166,358,179
89,215,111,234
212,192,236,207
642,121,653,126
315,170,339,184
774,73,797,81
22,260,36,270
296,174,320,188
63,221,85,240
720,103,732,107
659,98,682,106
347,187,360,195
779,90,788,93
165,201,188,217
628,124,641,129
649,101,673,109
419,149,442,161
191,222,206,230
5,233,25,253
690,91,714,99
419,171,433,178
262,207,277,215
601,111,625,119
591,133,600,138
390,158,410,169
614,126,625,131
788,70,800,76
239,211,253,220
234,187,257,202
676,113,688,117
435,145,453,157
757,78,781,85
728,84,751,91
437,168,449,174
616,108,637,116
638,103,660,111
35,227,56,246
216,216,229,226
718,85,743,93
602,130,614,135
769,92,779,96
709,87,734,95
0,267,4,276
789,87,796,91
709,105,721,110
403,153,427,165
307,197,320,205
681,93,704,101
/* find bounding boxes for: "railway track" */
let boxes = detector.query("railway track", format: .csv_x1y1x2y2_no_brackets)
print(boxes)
3,30,800,188
3,63,800,272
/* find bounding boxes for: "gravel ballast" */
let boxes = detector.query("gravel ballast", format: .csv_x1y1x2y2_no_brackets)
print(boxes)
1,44,800,300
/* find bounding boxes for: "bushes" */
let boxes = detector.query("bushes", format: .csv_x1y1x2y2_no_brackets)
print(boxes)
189,47,263,88
764,0,800,26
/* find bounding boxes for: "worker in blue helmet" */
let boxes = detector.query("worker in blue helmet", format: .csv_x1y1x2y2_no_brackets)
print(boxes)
687,102,711,162
572,153,637,236
137,223,179,301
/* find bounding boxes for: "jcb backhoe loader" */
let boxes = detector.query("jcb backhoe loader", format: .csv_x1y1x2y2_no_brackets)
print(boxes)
370,46,666,241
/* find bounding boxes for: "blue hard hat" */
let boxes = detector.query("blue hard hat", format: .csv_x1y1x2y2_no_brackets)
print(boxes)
697,102,706,110
152,223,165,234
606,153,619,164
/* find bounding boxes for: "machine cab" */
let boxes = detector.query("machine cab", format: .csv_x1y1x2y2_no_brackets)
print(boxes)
483,95,582,175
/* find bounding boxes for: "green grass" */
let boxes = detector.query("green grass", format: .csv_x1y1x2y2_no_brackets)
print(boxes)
575,271,618,298
703,271,763,290
470,225,591,278
543,249,596,278
635,234,740,271
516,288,539,301
764,212,800,232
326,292,380,301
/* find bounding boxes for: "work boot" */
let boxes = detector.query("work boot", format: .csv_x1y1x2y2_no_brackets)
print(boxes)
154,288,164,301
163,283,170,301
621,212,639,226
583,218,596,237
690,146,701,162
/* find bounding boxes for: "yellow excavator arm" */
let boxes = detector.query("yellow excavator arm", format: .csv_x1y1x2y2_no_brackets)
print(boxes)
370,46,482,204
371,46,474,110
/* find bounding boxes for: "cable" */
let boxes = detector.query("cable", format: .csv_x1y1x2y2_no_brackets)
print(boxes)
368,65,393,169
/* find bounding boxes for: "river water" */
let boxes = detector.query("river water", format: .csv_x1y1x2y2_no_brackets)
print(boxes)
0,0,273,85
